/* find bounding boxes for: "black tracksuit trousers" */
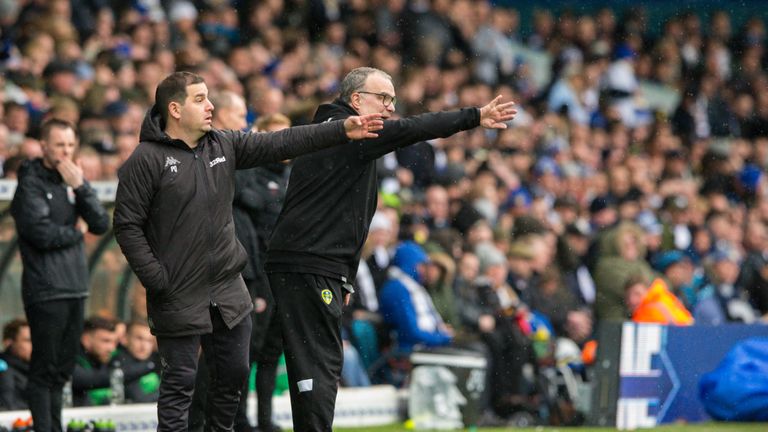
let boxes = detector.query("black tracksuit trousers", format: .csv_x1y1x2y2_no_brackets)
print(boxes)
190,286,283,432
268,272,344,432
249,300,283,430
158,306,251,432
25,298,85,432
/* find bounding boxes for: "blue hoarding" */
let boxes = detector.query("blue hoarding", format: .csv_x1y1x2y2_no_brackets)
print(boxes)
616,322,768,429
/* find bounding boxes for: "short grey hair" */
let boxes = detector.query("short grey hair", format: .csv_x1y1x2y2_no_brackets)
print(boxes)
209,90,243,110
339,67,392,103
209,90,244,121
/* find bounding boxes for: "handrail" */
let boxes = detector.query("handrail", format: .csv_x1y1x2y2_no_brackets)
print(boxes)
0,235,18,297
116,266,136,321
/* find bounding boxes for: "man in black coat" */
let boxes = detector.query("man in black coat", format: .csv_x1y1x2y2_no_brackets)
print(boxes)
0,318,31,411
240,113,293,432
189,92,290,432
265,66,516,431
113,71,382,431
10,119,110,431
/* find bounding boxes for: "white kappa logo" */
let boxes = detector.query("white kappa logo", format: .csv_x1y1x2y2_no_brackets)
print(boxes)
165,156,180,173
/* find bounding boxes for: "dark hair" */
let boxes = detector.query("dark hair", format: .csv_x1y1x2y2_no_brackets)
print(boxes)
3,154,24,177
155,71,205,126
40,118,77,142
2,318,28,341
83,315,117,333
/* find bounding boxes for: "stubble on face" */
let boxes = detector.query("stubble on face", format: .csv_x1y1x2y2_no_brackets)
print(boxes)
41,126,77,169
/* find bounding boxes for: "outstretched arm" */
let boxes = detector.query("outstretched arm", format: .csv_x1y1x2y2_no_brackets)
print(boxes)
358,96,517,161
234,114,383,169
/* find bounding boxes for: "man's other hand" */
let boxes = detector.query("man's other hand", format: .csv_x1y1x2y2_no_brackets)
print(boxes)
343,113,384,139
479,95,517,129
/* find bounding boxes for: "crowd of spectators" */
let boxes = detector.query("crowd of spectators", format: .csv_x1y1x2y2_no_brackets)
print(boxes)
2,0,768,425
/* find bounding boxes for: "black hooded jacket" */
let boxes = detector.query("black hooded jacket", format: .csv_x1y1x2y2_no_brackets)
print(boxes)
10,159,109,306
232,162,290,289
266,100,479,283
0,350,29,410
113,106,352,336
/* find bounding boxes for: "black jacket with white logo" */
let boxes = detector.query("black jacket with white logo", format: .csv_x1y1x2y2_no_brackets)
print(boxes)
11,159,109,306
266,100,479,283
114,106,350,336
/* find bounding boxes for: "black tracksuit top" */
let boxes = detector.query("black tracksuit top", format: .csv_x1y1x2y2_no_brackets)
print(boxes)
10,159,110,306
266,100,480,283
114,106,351,336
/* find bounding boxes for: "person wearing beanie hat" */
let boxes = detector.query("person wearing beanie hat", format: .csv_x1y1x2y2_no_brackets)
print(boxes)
694,247,758,325
451,203,484,235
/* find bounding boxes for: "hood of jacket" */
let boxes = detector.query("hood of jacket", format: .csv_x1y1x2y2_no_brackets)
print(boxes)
0,350,28,372
393,241,430,282
313,99,358,124
139,105,195,150
18,158,61,184
600,221,648,259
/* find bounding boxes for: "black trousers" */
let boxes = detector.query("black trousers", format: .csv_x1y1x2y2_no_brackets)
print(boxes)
250,301,283,430
25,298,85,432
481,320,534,417
158,306,251,432
268,272,344,432
190,291,284,432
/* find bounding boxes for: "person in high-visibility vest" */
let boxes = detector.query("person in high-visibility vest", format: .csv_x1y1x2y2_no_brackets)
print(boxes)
624,277,694,325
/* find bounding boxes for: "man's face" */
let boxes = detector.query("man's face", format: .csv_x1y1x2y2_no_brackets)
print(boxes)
426,187,449,221
215,97,248,131
486,263,509,287
83,329,118,365
175,82,214,136
625,283,646,313
458,254,480,281
666,260,693,288
41,126,77,169
714,260,740,285
352,74,396,118
126,324,155,361
10,326,32,363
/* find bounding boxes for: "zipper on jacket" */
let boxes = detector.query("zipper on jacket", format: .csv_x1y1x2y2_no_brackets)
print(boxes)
193,147,217,307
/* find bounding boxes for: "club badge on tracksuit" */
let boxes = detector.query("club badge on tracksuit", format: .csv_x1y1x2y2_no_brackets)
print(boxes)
321,289,333,305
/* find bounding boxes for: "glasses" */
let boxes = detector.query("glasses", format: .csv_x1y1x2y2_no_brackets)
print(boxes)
357,91,396,108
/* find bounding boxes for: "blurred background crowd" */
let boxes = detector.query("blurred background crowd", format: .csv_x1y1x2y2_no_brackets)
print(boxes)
2,0,768,425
